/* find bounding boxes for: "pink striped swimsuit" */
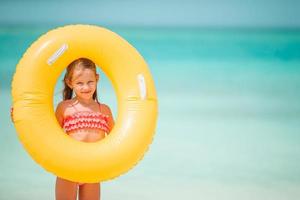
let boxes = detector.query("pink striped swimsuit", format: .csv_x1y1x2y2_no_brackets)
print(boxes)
62,103,110,134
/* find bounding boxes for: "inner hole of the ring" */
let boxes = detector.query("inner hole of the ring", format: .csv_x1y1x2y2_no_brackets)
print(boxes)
53,59,117,143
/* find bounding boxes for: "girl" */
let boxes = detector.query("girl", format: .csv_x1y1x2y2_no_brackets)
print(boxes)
12,57,114,200
55,58,114,200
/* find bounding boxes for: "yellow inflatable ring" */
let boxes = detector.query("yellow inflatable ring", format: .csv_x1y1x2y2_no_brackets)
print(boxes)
11,25,158,183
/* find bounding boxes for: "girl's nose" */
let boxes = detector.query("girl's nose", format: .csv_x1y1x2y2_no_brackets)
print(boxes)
82,84,90,90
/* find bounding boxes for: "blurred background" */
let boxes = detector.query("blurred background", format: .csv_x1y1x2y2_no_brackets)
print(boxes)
1,0,300,199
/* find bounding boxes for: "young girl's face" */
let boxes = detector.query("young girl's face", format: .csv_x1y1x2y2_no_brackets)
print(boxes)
67,67,99,100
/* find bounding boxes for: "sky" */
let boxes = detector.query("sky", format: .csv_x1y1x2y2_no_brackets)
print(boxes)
0,0,299,27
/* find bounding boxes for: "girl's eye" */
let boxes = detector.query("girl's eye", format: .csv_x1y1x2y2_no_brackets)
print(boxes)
76,82,83,85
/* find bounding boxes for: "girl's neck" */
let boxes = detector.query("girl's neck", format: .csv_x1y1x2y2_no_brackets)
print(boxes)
74,96,95,106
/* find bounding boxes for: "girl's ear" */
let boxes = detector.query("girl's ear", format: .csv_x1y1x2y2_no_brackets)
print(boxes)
96,74,100,82
66,79,73,89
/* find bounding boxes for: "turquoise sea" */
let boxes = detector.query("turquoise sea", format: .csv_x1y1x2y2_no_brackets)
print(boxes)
1,26,300,199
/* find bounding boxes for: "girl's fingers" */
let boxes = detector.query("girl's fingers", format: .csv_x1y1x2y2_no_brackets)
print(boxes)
10,107,14,122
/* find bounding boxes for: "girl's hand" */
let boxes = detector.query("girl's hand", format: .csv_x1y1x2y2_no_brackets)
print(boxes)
10,107,14,123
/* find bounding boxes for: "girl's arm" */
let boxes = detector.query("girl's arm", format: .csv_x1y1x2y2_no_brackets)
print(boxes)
55,102,65,127
107,108,115,132
103,104,114,133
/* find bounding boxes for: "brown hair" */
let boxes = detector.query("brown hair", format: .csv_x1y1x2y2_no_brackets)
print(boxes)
63,58,99,101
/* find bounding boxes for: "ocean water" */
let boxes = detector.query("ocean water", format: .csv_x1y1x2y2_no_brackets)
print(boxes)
0,26,300,200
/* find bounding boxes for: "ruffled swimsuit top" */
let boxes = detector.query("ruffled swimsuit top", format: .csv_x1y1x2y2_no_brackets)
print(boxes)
62,103,110,134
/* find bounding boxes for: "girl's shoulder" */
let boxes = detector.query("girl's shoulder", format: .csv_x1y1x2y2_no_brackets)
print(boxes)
56,99,75,114
99,102,109,110
57,99,74,107
99,102,113,116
